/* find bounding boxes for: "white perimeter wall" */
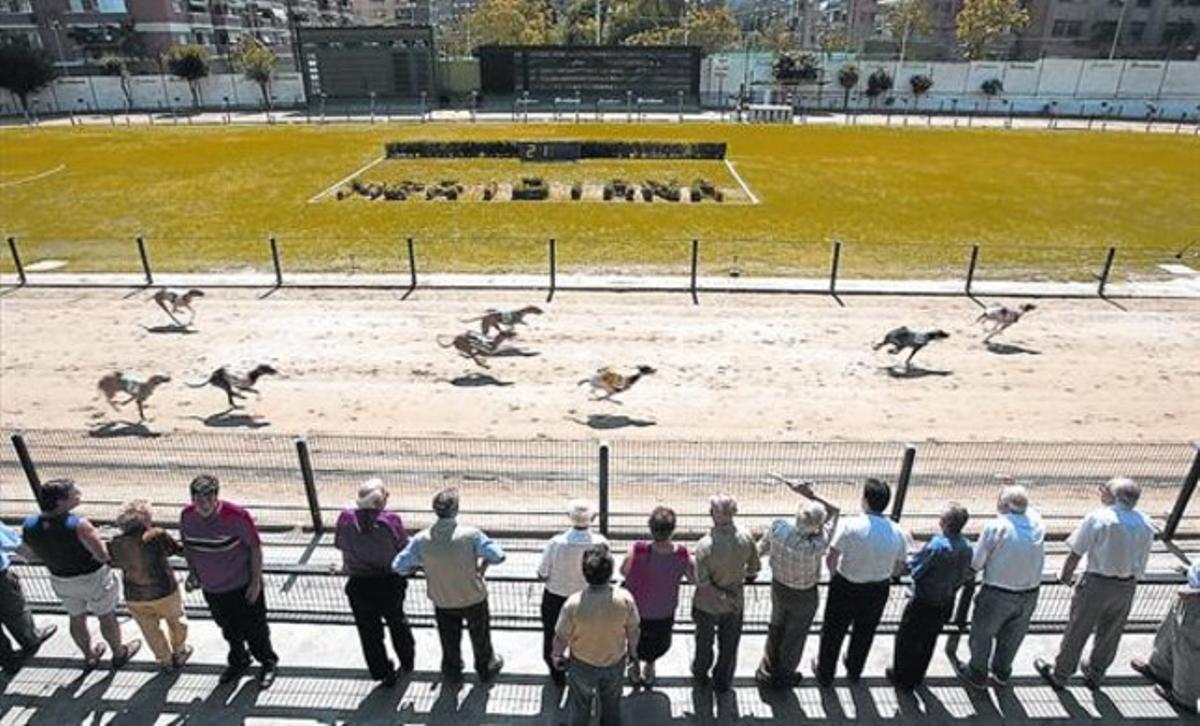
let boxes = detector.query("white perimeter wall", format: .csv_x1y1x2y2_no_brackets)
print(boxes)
703,54,1200,118
0,73,306,116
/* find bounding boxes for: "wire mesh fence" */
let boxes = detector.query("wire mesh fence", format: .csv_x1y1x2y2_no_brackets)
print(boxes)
3,430,1196,539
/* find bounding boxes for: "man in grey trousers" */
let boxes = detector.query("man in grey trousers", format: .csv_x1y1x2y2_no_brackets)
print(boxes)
955,484,1045,689
1035,477,1154,690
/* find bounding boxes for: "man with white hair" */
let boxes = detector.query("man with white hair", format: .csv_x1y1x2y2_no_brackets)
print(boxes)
537,500,607,687
692,493,761,693
1036,476,1154,690
1131,561,1200,713
755,479,840,689
956,483,1045,689
335,478,415,687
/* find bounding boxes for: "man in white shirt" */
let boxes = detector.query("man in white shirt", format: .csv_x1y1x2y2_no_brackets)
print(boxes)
955,484,1045,689
538,500,607,687
812,478,908,686
1036,476,1154,690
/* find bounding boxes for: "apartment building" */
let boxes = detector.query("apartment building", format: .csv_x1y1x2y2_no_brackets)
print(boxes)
1017,0,1200,59
348,0,429,25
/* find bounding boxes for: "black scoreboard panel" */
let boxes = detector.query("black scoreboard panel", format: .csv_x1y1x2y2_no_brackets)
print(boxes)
478,46,701,101
519,142,582,161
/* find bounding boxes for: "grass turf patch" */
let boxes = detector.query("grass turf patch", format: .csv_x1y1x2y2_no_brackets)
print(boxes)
0,123,1196,279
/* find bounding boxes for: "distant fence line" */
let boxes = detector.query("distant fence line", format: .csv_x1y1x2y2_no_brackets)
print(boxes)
4,235,1184,300
3,430,1197,541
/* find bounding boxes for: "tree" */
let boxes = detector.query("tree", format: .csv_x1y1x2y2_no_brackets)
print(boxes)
0,42,58,118
100,54,134,112
909,73,933,107
623,6,740,55
166,44,210,109
772,51,820,85
956,0,1029,60
447,0,553,55
865,67,894,106
232,37,276,110
980,77,1003,113
759,16,801,53
885,0,933,64
837,64,859,110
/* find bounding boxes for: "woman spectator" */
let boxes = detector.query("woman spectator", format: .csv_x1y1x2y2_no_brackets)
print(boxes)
620,506,693,687
108,500,191,669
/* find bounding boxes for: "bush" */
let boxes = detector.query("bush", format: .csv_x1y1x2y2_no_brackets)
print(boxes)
384,141,728,160
512,177,549,201
909,74,934,96
980,78,1004,96
866,69,894,100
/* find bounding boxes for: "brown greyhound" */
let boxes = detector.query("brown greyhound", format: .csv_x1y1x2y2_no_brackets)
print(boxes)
97,372,171,421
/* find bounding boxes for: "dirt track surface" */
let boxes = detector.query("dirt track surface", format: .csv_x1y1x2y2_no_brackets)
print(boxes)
0,288,1197,441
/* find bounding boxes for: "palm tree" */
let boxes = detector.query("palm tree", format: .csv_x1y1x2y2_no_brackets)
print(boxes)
838,65,860,111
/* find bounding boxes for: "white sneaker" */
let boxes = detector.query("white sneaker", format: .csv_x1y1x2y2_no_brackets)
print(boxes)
627,660,643,686
643,661,656,687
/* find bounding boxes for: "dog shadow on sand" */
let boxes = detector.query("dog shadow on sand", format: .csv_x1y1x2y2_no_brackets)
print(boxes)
567,414,657,430
187,410,271,429
88,421,163,438
141,323,197,335
487,347,540,359
447,373,515,387
882,365,954,379
985,341,1041,356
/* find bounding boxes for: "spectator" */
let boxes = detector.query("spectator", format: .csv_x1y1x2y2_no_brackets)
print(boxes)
552,544,640,726
392,487,506,682
1036,476,1154,690
335,479,415,687
180,474,278,687
538,500,607,687
0,521,57,675
692,494,760,693
888,502,972,689
813,478,907,686
620,506,693,687
755,479,840,689
956,484,1045,689
1131,562,1200,713
22,479,140,670
108,500,192,670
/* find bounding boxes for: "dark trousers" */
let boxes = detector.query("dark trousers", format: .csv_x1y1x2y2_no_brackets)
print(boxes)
435,599,496,678
346,574,416,680
0,570,39,667
892,597,954,687
637,618,675,663
204,585,278,668
759,580,819,686
567,658,625,726
816,574,890,682
541,590,568,674
692,606,744,691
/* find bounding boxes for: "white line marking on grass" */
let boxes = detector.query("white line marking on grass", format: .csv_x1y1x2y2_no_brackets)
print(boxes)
0,164,66,189
723,158,759,204
308,156,385,203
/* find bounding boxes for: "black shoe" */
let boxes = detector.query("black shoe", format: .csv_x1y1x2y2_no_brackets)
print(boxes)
1079,659,1101,690
22,625,57,660
381,670,399,688
111,640,141,670
809,658,833,688
219,662,250,684
1130,659,1169,687
258,662,278,689
842,656,860,684
953,659,988,691
479,656,503,682
1034,658,1064,690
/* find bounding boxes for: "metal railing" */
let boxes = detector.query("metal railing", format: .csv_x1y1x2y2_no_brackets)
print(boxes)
4,430,1197,540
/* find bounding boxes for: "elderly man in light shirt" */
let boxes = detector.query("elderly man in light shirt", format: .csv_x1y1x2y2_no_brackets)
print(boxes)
1131,561,1200,713
955,484,1046,689
392,487,507,682
755,478,840,689
692,493,761,693
812,477,908,686
552,545,640,726
538,500,607,687
1035,476,1154,690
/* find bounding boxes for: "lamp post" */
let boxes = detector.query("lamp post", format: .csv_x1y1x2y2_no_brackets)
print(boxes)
1109,0,1129,60
49,20,70,78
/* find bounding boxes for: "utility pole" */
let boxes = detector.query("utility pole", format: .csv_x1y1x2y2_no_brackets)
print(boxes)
1109,0,1129,60
595,0,602,45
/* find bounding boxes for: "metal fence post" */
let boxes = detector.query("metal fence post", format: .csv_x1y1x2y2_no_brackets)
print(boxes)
890,445,916,523
269,236,283,287
1098,246,1116,297
690,239,699,305
10,433,42,506
829,240,842,296
136,235,153,286
547,238,556,303
294,437,324,533
598,442,610,536
405,237,417,289
6,236,26,286
965,244,980,296
1164,443,1200,540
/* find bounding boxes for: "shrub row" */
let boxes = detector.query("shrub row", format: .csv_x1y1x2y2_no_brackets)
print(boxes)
384,141,727,160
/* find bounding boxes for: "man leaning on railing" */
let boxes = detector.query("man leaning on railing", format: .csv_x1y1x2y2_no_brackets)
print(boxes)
391,487,506,683
1131,561,1200,712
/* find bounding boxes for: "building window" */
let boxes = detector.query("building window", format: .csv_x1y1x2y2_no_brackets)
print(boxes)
1130,21,1146,39
97,0,126,11
68,0,85,11
7,1,34,13
1092,20,1118,41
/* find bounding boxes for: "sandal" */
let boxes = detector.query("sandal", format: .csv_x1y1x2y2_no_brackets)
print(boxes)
172,645,194,669
111,640,141,670
82,643,107,671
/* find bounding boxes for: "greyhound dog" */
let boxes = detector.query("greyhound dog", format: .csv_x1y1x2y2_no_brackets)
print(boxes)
187,365,278,408
97,372,171,422
976,303,1037,342
152,288,205,326
437,330,519,369
873,327,950,368
460,306,543,336
579,365,656,402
